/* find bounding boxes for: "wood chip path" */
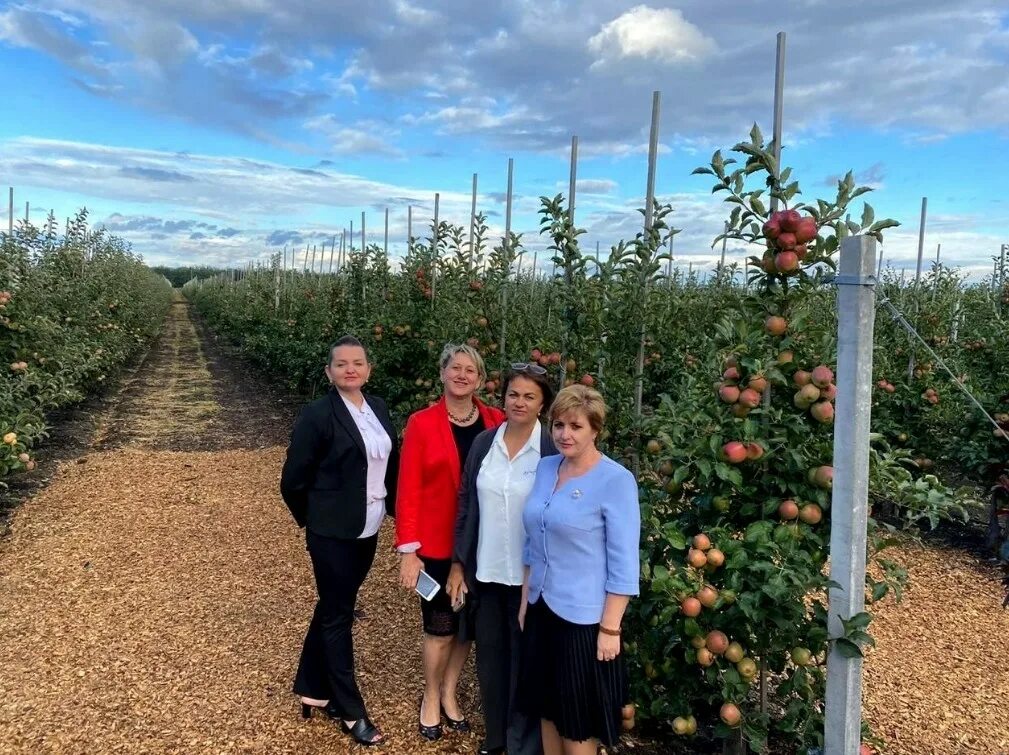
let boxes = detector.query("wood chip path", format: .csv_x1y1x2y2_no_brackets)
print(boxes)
0,298,1006,754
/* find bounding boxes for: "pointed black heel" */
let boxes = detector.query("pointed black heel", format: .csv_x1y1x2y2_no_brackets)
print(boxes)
418,695,443,741
441,704,471,733
301,703,312,720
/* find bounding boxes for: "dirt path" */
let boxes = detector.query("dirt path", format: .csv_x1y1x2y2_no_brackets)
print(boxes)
0,297,479,754
864,543,1009,754
1,297,1007,754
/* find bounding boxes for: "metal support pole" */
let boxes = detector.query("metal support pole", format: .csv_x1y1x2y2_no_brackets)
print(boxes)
824,235,877,755
770,32,786,211
469,172,478,267
500,158,514,364
914,197,927,285
430,193,440,301
504,159,514,254
644,91,660,230
568,137,578,225
719,222,728,272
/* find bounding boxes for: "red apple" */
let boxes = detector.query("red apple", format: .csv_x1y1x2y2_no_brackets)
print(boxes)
779,209,802,233
810,401,834,424
775,251,799,272
799,504,823,525
778,500,799,520
794,216,818,244
763,216,781,240
811,365,834,388
776,232,797,250
719,384,741,404
722,442,747,464
765,316,788,336
813,466,834,490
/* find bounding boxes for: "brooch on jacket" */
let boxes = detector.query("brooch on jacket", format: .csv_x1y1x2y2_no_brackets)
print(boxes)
571,489,583,499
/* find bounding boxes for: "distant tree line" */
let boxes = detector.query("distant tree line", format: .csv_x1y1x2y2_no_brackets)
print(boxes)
148,266,225,288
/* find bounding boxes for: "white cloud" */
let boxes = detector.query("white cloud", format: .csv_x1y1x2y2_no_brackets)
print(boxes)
574,178,618,194
303,115,403,157
587,5,716,68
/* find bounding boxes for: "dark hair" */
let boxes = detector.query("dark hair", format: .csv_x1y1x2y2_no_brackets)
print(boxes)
327,335,368,365
500,367,555,416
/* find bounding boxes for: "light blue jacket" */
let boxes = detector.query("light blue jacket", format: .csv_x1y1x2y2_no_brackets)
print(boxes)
522,454,640,625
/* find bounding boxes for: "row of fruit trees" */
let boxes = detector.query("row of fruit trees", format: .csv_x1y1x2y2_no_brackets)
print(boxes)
186,129,1008,753
0,210,172,489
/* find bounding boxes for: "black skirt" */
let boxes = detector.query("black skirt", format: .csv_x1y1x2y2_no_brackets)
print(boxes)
518,598,628,746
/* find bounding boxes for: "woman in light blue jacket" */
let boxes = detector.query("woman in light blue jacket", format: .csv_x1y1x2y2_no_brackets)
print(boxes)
519,384,640,754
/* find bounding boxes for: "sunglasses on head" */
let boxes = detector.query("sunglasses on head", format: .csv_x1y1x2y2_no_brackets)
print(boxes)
510,362,547,375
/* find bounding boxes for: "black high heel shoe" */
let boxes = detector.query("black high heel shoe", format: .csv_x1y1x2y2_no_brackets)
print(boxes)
441,704,471,733
418,697,443,741
341,717,385,747
300,701,340,721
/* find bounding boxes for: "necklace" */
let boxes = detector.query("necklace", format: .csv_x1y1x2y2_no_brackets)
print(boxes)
447,403,477,425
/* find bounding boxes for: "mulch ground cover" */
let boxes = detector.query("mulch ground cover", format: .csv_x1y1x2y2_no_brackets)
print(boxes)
1,297,1006,754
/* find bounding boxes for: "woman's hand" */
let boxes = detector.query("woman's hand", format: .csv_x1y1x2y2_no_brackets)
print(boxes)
518,599,527,631
399,551,423,591
597,631,621,662
447,562,467,605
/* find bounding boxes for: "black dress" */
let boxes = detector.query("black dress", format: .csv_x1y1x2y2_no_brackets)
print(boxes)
419,419,485,636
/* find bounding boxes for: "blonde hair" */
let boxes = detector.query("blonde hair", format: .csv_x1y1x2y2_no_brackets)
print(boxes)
439,343,487,381
550,384,606,433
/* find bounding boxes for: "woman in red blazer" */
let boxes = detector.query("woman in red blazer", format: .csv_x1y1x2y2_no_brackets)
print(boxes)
397,343,504,742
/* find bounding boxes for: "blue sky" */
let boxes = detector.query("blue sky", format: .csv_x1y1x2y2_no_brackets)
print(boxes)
1,1,1007,277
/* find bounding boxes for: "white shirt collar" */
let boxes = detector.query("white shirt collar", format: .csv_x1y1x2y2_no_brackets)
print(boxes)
339,392,372,416
493,421,541,457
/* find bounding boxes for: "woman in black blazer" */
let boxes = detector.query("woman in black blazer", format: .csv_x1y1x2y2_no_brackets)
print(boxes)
280,335,398,747
448,364,557,755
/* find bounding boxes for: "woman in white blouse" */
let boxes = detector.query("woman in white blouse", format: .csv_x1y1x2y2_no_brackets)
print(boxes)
280,335,399,747
448,364,556,755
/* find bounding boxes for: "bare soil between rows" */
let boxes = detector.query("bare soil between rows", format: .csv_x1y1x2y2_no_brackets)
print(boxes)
1,294,1007,754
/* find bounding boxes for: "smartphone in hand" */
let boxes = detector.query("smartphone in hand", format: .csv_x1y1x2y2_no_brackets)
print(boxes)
415,570,441,601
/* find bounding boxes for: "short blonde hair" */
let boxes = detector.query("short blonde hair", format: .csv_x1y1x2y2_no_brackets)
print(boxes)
550,384,606,433
439,343,487,381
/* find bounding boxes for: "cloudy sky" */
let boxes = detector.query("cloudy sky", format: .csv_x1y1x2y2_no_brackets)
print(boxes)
1,1,1007,277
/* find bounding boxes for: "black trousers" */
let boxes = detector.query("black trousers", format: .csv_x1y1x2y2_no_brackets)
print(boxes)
293,530,378,720
475,581,544,755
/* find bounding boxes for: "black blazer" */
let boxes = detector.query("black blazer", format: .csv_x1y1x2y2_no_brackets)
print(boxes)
280,389,399,538
453,422,558,597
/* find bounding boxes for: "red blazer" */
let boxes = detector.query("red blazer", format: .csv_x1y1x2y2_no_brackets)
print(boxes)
395,396,505,559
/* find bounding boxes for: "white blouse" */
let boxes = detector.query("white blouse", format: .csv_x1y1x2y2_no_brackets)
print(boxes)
476,423,542,586
340,393,393,539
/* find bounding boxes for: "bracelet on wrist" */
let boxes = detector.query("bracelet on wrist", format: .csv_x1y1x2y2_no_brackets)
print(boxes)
599,625,621,636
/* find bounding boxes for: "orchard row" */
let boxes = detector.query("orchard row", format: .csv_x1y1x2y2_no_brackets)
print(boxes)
0,211,172,485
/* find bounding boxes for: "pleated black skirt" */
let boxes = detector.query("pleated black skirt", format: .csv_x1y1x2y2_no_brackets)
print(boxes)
518,598,628,746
